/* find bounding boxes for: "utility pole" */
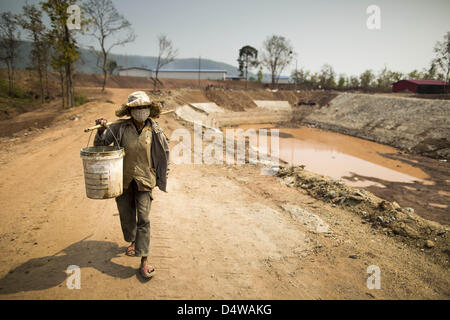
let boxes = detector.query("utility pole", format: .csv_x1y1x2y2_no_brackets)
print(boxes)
294,58,298,91
245,55,248,90
198,56,201,88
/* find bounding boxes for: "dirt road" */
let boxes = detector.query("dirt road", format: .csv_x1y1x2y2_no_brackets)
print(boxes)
0,88,448,299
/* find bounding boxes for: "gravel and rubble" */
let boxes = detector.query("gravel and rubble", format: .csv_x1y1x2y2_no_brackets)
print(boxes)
277,165,450,266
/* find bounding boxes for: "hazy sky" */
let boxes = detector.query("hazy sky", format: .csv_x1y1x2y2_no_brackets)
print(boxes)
1,0,449,76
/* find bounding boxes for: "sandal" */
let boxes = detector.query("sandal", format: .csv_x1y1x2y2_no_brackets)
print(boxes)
126,243,135,256
140,264,155,280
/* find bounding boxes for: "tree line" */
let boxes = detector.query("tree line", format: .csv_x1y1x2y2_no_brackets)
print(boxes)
237,35,295,89
291,58,448,92
0,0,140,108
1,1,447,107
0,0,178,109
239,32,449,91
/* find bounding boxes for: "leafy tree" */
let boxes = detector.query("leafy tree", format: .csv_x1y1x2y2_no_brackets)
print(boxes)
0,12,21,97
237,45,258,89
432,31,450,85
257,66,263,83
348,76,360,89
41,0,82,108
291,68,311,88
319,64,336,89
422,62,438,80
309,72,319,89
407,69,422,79
18,4,50,102
391,71,403,82
290,69,301,86
359,69,375,90
337,74,346,90
83,0,135,91
260,35,294,88
375,66,393,91
106,59,118,75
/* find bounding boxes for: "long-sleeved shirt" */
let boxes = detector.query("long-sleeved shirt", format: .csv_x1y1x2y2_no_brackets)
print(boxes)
94,118,170,192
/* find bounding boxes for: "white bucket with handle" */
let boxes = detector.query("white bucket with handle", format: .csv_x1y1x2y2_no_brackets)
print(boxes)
80,146,125,199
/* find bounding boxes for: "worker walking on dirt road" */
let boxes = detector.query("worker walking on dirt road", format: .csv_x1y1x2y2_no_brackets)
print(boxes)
94,91,170,280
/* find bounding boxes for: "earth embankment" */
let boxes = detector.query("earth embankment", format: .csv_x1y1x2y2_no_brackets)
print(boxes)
296,93,450,160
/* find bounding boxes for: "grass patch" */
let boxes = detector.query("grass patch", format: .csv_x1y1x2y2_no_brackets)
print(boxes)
0,78,30,99
74,93,89,106
0,78,37,119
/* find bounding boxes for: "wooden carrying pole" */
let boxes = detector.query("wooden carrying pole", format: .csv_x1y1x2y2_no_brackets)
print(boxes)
84,110,175,132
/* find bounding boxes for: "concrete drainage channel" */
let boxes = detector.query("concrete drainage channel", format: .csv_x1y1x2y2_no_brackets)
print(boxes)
175,100,293,128
174,100,290,170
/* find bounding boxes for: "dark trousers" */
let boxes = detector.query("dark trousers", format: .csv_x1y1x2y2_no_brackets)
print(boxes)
115,180,152,257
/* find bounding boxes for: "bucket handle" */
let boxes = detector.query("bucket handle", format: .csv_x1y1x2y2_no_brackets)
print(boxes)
86,125,120,148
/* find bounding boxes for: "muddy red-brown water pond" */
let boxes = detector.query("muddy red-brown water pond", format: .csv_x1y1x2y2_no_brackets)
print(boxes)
223,124,431,188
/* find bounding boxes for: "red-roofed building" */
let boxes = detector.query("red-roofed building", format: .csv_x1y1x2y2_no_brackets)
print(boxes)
392,79,448,93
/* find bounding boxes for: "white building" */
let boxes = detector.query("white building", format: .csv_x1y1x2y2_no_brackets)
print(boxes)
260,75,291,84
118,67,227,80
276,76,290,84
118,67,152,77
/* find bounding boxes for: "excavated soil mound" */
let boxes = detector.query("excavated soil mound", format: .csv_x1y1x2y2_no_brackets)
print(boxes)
298,93,450,159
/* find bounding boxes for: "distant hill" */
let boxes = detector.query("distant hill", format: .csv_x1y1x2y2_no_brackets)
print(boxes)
12,40,247,77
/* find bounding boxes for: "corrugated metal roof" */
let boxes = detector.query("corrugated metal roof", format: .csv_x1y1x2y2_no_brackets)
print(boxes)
158,69,227,73
396,79,447,85
119,67,227,73
226,75,245,78
119,67,151,71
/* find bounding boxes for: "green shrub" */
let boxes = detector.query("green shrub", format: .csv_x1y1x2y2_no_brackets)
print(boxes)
0,79,30,99
74,94,89,106
0,79,10,96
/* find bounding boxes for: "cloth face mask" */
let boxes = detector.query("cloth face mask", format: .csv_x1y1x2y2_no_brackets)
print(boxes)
131,108,150,122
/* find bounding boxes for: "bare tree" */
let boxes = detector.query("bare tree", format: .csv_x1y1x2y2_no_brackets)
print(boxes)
83,0,135,91
153,34,178,90
260,35,294,88
0,12,20,97
432,31,450,88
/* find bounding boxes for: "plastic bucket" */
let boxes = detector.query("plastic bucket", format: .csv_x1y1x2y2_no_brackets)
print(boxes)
80,146,125,199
